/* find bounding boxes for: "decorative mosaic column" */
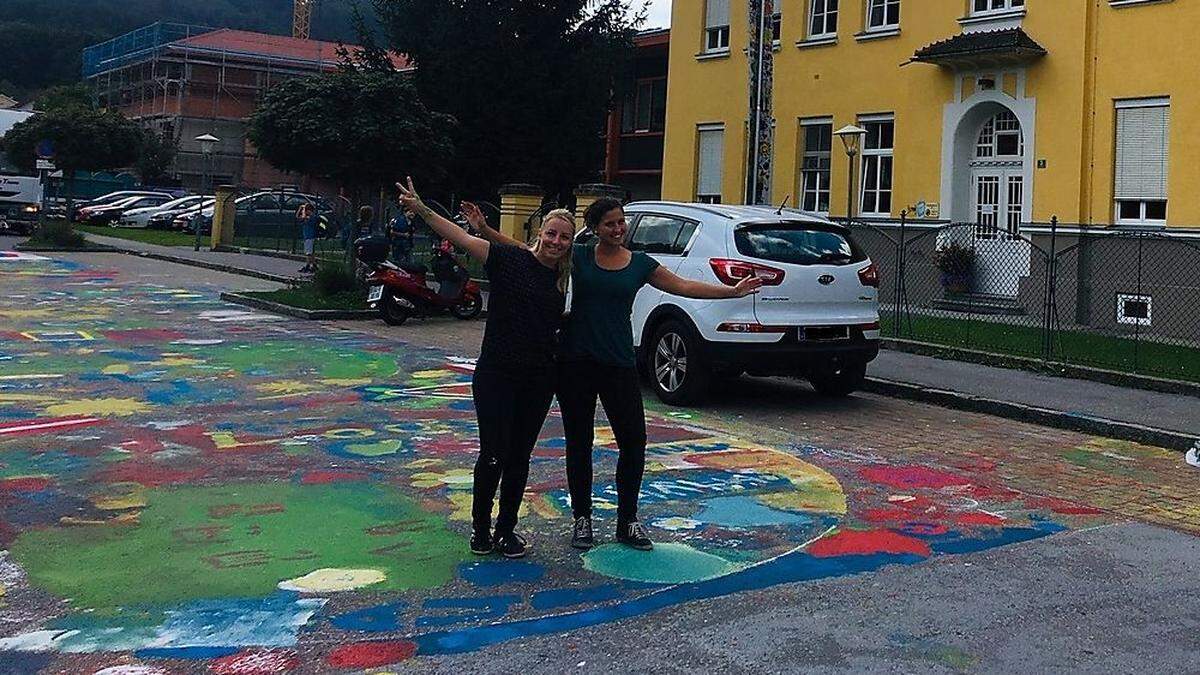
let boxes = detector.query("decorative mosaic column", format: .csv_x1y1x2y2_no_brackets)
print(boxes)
746,0,775,205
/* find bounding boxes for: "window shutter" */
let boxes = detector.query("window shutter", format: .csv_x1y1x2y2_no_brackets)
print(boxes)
706,0,730,28
1115,104,1170,200
697,128,725,196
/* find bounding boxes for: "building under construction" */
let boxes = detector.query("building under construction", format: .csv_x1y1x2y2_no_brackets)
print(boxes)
84,22,410,191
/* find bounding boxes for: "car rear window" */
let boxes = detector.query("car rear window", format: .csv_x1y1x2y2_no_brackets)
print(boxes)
734,222,866,266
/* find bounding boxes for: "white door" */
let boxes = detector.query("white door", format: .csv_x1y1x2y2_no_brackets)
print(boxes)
969,110,1030,298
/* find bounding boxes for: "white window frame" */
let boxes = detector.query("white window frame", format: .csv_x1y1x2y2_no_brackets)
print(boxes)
1113,97,1170,226
859,114,895,217
705,0,732,53
696,123,726,204
799,117,833,214
808,0,839,38
865,0,901,31
970,0,1024,17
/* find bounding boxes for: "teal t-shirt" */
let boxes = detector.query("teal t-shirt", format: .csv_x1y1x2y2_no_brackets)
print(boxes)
562,243,660,367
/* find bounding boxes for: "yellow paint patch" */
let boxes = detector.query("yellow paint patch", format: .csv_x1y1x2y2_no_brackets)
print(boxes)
688,445,847,515
102,364,131,375
0,308,57,319
256,380,320,395
412,369,454,380
0,393,55,405
277,568,387,593
92,485,147,511
411,468,474,489
405,458,444,469
45,398,152,418
60,512,141,526
319,378,373,387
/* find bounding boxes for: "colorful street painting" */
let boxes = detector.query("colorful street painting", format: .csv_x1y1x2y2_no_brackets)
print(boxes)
0,254,1106,672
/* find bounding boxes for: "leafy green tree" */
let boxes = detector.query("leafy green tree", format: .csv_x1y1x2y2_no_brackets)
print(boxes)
2,108,145,215
135,128,178,184
247,66,455,203
374,0,642,200
34,84,96,113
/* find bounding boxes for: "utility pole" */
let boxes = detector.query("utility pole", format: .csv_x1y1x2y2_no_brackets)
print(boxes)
745,0,775,205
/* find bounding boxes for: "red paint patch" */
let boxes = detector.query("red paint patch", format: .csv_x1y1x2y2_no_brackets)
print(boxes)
859,465,972,490
0,476,53,492
0,519,17,547
103,328,186,343
808,528,932,558
326,641,417,668
209,648,298,674
301,470,367,485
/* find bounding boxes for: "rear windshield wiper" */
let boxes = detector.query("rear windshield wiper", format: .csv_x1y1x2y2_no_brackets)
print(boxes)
818,252,852,263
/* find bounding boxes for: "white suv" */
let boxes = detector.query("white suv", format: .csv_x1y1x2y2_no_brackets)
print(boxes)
608,202,882,405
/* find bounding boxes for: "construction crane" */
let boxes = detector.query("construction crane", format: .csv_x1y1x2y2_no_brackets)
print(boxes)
293,0,318,39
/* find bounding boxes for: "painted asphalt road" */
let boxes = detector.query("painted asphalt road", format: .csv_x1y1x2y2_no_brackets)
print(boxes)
0,251,1195,673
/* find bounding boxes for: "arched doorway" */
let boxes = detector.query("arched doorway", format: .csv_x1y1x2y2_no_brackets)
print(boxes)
970,110,1025,241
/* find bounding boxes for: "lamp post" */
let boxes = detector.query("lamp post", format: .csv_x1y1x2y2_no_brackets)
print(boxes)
194,133,219,251
834,124,867,226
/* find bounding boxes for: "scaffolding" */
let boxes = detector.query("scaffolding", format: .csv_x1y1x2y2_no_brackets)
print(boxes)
84,22,340,189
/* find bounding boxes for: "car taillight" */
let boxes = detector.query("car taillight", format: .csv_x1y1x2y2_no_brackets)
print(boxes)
858,263,880,288
709,258,786,286
717,323,789,333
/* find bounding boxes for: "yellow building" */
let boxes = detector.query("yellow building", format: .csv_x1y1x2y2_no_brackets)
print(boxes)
663,0,1197,232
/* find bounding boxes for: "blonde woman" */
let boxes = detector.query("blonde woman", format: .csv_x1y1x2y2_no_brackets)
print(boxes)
396,178,573,558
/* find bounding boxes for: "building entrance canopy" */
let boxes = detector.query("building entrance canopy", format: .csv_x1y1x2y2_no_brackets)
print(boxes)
912,28,1046,70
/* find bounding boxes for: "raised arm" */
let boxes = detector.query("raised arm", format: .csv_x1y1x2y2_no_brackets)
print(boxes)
460,201,525,248
396,178,489,263
648,265,762,299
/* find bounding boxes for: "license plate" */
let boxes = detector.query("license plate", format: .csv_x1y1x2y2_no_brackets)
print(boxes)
801,326,850,341
367,285,384,303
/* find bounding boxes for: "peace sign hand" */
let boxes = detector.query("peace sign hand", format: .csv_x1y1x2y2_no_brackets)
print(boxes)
395,177,425,213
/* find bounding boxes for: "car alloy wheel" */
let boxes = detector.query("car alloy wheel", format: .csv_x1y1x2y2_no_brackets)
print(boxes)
654,331,688,393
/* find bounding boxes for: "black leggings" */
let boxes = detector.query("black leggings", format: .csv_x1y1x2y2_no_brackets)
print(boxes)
557,358,647,525
471,368,555,536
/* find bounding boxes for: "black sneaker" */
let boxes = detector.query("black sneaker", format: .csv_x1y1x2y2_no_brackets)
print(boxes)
616,521,653,551
470,530,493,555
571,516,594,550
493,531,528,559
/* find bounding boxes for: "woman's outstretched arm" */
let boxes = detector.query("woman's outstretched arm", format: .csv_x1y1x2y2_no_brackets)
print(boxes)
648,265,762,299
461,201,525,248
396,178,490,263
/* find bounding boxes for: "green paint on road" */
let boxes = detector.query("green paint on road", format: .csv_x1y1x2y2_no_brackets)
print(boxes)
194,341,400,380
11,482,464,608
582,543,740,584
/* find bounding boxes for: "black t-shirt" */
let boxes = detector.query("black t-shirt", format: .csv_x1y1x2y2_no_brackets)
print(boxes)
477,244,565,374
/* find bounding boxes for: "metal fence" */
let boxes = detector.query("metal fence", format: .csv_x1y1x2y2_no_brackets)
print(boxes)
849,216,1200,383
225,191,498,279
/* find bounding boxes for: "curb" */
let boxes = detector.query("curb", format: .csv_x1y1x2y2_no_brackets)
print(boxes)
220,291,377,321
863,376,1199,452
15,243,117,253
114,249,299,285
881,338,1200,398
214,244,307,262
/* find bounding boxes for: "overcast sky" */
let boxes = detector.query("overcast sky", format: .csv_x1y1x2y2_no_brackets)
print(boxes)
644,0,672,29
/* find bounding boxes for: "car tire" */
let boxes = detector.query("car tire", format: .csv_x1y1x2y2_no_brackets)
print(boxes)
808,361,867,397
650,319,710,406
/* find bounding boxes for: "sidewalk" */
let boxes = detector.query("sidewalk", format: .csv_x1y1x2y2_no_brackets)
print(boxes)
866,350,1199,450
81,232,305,284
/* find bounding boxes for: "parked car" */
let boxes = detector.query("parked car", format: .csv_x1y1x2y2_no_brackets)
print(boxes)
180,191,340,237
591,202,881,405
71,190,173,221
78,194,175,226
119,195,210,228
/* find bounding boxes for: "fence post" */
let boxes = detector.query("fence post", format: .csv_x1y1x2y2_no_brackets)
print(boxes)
498,184,544,244
1042,215,1059,359
894,210,906,337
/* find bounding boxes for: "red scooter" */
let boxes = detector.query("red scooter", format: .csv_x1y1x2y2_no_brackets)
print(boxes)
355,238,483,326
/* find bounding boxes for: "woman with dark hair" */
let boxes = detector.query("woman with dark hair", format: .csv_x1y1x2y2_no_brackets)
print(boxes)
472,196,761,551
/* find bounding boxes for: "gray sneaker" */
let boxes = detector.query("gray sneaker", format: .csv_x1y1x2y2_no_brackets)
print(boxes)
616,521,653,551
571,516,594,550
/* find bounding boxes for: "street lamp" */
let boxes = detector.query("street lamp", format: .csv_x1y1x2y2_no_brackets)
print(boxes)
194,133,219,251
834,124,867,225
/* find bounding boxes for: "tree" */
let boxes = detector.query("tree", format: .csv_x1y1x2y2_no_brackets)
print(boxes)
2,108,145,215
374,0,643,201
247,66,456,203
135,128,177,185
34,84,95,113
